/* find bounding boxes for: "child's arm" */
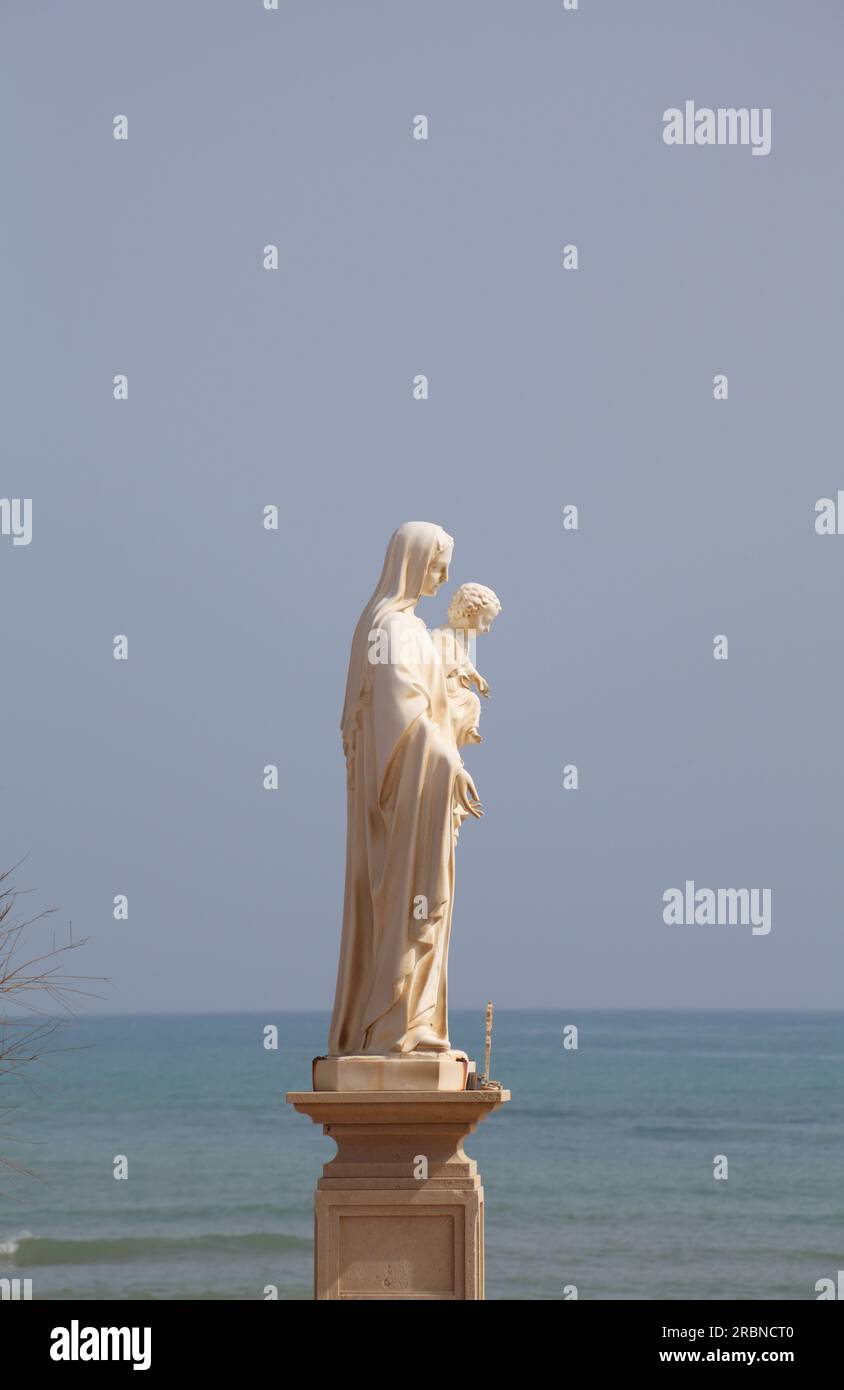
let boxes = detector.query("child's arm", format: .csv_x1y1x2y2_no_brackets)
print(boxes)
462,660,490,698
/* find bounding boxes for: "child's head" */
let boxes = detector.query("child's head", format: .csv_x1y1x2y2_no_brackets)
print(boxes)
447,583,501,634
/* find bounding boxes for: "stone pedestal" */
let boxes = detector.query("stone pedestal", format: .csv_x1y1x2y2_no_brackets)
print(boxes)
312,1051,474,1092
286,1087,509,1300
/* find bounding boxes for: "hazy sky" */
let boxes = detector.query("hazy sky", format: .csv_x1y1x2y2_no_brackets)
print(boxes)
2,1,842,1015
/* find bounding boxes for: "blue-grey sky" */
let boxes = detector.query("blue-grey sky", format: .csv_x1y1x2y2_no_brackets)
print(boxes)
2,0,842,1014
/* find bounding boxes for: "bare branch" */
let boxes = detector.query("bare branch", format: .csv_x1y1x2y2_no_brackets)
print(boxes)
0,863,109,1175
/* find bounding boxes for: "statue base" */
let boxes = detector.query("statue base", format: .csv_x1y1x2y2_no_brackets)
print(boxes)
312,1050,473,1092
286,1085,510,1300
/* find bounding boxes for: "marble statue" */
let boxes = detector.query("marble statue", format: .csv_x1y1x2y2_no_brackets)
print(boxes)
327,522,496,1061
294,525,509,1291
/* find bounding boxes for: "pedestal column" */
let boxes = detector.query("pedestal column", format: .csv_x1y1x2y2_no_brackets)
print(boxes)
286,1088,509,1300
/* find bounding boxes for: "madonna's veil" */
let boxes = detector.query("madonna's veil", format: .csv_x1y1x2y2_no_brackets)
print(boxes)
340,521,453,772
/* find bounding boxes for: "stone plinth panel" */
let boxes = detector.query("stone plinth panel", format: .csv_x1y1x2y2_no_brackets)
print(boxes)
286,1087,509,1300
312,1052,473,1092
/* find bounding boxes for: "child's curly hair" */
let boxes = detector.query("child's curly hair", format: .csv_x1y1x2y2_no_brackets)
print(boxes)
447,583,501,628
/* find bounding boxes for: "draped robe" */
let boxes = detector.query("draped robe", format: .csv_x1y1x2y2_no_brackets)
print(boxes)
328,608,462,1055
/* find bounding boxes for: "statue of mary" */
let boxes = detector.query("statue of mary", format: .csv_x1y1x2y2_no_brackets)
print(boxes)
327,522,482,1057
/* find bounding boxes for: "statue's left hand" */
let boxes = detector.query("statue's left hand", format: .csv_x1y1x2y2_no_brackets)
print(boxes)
455,768,483,819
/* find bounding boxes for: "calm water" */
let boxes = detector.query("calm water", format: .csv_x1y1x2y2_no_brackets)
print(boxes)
1,1011,841,1300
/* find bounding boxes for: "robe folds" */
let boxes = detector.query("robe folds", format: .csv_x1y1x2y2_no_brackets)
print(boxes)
328,611,462,1055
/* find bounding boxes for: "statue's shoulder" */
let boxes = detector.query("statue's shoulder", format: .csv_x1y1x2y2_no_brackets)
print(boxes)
366,609,434,674
376,609,424,644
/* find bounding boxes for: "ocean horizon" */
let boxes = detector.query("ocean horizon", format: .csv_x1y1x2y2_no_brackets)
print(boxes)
1,1010,842,1300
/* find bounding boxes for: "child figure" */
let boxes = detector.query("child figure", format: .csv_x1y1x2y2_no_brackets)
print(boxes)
435,582,502,749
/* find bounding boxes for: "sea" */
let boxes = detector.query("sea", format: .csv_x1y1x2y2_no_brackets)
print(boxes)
1,1011,841,1301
